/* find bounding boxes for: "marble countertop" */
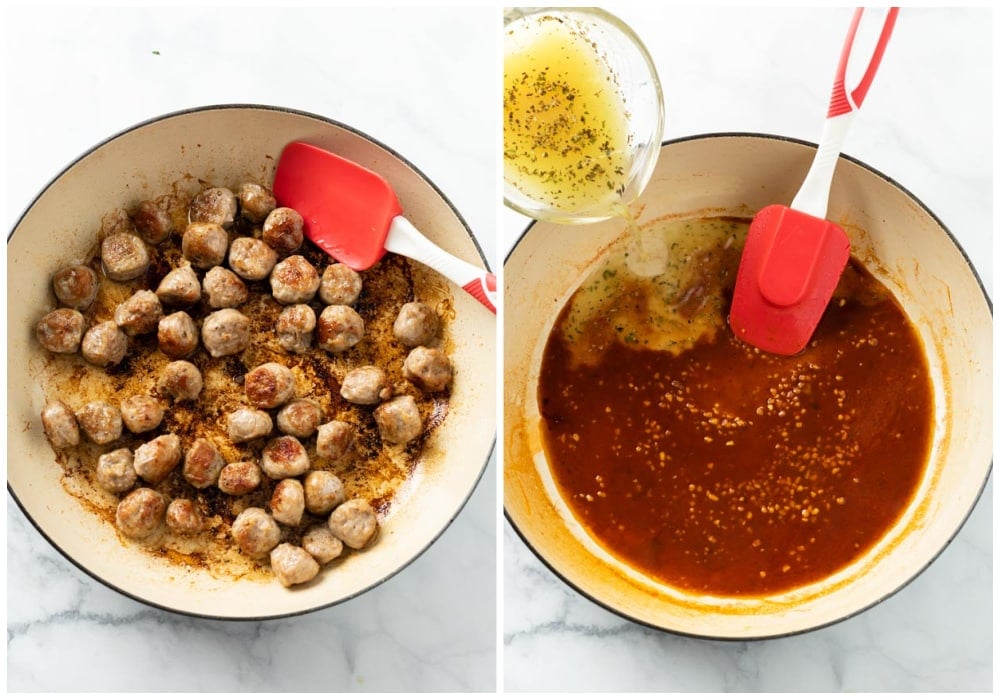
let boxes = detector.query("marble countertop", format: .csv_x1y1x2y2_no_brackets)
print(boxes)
502,6,992,693
5,6,496,693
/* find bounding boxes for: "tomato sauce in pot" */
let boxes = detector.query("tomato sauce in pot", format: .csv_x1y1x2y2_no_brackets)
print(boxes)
538,217,934,596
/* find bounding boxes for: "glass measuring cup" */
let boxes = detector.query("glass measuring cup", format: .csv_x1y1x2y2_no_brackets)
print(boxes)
503,7,665,224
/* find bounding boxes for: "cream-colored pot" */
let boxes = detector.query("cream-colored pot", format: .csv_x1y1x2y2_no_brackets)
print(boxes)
7,105,495,619
504,134,991,639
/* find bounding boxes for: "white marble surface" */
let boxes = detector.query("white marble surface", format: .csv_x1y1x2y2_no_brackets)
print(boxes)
503,6,993,693
4,6,496,693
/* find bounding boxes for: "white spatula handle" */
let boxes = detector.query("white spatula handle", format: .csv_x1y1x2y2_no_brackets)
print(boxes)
791,7,898,219
385,216,497,314
790,113,854,218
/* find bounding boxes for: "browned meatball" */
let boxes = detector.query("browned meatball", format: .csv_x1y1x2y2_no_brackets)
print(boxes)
201,309,250,358
158,310,199,359
182,222,228,269
231,507,281,557
302,524,344,565
182,437,224,488
166,498,204,533
228,237,278,281
36,308,86,354
315,420,355,463
340,365,391,405
245,362,296,409
95,447,136,494
403,346,454,392
41,400,80,449
262,207,304,256
269,543,320,587
319,263,363,306
76,401,123,445
101,232,149,281
158,360,203,401
276,398,322,438
202,266,248,309
189,186,237,229
114,289,163,336
393,302,440,347
133,433,182,485
120,395,164,434
275,304,315,354
261,435,310,479
116,487,166,539
81,321,128,367
304,470,345,515
100,208,135,238
217,461,262,495
52,265,99,310
328,498,378,549
155,265,201,307
317,305,364,353
269,478,305,526
270,254,320,304
374,395,422,445
238,182,277,224
226,408,273,443
133,199,174,245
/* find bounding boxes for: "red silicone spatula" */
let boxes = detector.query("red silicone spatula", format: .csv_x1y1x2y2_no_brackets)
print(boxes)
730,7,898,355
273,141,496,313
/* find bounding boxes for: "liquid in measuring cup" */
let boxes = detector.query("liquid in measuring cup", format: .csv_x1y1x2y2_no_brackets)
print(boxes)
504,15,632,216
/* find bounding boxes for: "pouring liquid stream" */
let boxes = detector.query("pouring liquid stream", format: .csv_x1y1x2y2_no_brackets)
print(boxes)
611,201,673,279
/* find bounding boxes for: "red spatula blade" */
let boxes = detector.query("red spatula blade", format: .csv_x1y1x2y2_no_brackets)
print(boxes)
730,204,850,355
273,141,403,270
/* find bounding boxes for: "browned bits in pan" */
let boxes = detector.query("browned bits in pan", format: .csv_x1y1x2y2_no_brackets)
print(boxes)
34,177,455,588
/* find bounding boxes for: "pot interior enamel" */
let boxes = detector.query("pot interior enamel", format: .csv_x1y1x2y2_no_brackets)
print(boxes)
504,134,991,639
8,105,495,619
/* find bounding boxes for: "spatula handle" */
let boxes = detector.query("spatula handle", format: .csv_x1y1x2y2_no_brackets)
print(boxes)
828,7,899,118
386,216,497,314
790,7,898,219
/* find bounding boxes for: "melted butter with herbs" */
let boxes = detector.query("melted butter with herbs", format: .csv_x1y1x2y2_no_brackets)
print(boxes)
559,217,747,368
504,15,632,214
